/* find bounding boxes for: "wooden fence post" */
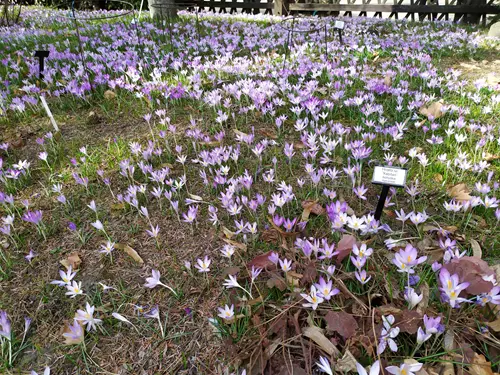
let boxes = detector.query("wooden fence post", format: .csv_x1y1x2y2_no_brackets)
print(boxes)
274,0,289,15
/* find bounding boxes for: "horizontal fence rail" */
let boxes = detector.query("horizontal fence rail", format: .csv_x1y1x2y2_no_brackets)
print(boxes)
194,0,499,23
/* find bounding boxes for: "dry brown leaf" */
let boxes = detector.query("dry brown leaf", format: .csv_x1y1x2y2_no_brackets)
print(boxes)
396,310,422,334
104,90,116,100
301,199,325,218
278,366,307,375
417,282,430,314
301,202,313,223
337,350,357,372
233,129,249,139
384,74,392,87
115,243,143,264
248,251,276,270
302,326,340,357
324,311,358,339
470,239,482,259
469,353,494,375
447,183,472,201
423,224,439,232
261,228,280,243
336,234,357,263
404,359,429,375
493,264,500,281
286,271,302,287
60,252,82,270
301,261,318,286
483,153,500,162
419,101,444,119
442,361,455,375
378,305,402,316
247,296,264,306
426,365,440,375
222,226,235,239
433,173,443,183
444,330,455,352
222,266,240,278
257,129,278,139
188,193,203,201
199,141,221,147
222,238,247,252
443,257,495,295
267,277,286,291
264,339,281,359
267,216,299,238
444,225,458,234
486,318,500,332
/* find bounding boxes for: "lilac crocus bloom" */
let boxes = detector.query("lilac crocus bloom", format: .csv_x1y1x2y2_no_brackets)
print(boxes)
250,266,262,282
0,310,11,340
31,367,51,375
283,217,297,232
431,262,442,272
272,215,284,227
350,255,366,270
392,244,427,273
62,319,84,342
377,315,399,355
476,286,500,306
416,327,432,344
268,252,279,265
314,277,339,300
144,270,162,288
25,249,37,263
438,268,470,308
423,315,443,334
22,210,43,225
355,270,371,285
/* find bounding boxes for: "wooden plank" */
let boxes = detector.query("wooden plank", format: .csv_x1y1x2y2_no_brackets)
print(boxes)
273,0,289,15
289,2,499,13
199,0,274,9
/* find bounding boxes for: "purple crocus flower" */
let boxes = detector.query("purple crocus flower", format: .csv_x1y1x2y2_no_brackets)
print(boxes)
438,268,470,308
62,319,84,343
0,311,12,340
268,252,279,265
25,249,37,263
423,315,443,334
22,210,43,225
314,277,339,300
392,244,427,273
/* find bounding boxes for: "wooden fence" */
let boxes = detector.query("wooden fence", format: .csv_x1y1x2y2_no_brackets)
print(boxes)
196,0,499,24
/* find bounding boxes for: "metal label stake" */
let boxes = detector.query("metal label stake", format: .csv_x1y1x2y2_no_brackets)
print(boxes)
372,166,408,221
34,50,50,80
333,20,345,44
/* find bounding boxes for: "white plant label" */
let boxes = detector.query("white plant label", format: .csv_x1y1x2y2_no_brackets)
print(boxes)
334,20,345,30
40,96,59,132
372,166,407,187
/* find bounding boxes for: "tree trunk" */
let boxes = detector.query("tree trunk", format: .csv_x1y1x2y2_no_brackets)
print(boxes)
148,0,177,18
